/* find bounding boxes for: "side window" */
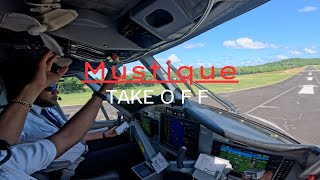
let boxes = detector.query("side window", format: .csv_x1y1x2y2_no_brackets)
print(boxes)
58,77,118,121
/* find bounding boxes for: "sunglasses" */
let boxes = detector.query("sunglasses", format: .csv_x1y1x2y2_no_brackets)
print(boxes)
45,84,59,91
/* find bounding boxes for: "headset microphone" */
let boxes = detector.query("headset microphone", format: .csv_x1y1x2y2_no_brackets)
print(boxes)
58,97,62,101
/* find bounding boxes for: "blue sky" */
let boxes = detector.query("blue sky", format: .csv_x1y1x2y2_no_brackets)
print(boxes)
152,0,320,68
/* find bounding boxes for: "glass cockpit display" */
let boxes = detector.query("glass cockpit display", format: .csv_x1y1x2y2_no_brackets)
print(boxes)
138,115,159,139
212,141,283,178
160,108,200,158
219,144,269,173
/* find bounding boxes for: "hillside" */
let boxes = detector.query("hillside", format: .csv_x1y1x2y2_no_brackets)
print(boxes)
194,58,320,78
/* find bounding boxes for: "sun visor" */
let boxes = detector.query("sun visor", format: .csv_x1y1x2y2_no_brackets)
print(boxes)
0,3,78,56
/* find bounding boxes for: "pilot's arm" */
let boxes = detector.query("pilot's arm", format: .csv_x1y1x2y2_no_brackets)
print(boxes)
84,126,118,141
0,51,66,145
47,66,117,158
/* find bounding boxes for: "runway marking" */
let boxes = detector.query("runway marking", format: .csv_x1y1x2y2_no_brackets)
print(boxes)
260,106,279,109
314,72,320,85
246,87,296,114
298,85,318,95
307,77,314,81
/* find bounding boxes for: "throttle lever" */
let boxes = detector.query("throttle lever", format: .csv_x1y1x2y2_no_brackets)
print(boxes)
177,146,187,169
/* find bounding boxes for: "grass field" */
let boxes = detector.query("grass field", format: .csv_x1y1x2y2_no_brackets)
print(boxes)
59,66,305,106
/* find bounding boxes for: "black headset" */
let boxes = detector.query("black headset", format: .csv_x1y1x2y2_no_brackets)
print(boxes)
0,139,11,165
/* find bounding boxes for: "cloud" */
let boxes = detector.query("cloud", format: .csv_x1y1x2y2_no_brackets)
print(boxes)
275,55,288,60
304,48,317,54
223,38,277,49
239,58,266,66
183,43,205,49
289,50,302,55
197,62,205,66
156,58,166,62
298,6,318,13
168,54,181,62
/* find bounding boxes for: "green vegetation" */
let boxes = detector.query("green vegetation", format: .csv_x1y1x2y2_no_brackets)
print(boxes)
174,66,304,94
59,77,86,94
179,58,320,79
59,58,320,105
59,84,165,106
59,66,305,106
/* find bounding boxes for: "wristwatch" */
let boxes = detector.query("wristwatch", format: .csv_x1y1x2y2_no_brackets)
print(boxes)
92,91,106,101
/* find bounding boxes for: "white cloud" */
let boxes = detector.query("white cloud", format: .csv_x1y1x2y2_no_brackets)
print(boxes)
276,55,288,60
183,43,205,49
304,48,317,54
239,59,266,66
168,54,181,62
223,38,277,49
298,6,318,13
289,50,302,55
197,62,204,66
156,58,166,62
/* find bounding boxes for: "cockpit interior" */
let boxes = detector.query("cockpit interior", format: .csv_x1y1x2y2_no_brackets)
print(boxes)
1,0,320,179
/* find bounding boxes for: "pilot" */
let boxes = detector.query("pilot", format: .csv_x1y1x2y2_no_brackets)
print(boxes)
2,51,143,179
0,51,97,179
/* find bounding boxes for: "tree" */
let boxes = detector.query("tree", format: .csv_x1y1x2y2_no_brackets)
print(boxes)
59,77,86,94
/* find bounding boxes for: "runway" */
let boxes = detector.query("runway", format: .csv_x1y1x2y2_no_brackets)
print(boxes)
213,66,320,146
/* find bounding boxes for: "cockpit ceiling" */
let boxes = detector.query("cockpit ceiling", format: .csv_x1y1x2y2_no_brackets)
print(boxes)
0,0,270,75
61,0,141,17
61,0,208,20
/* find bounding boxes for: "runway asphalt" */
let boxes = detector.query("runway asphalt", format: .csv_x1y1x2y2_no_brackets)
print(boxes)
211,66,320,146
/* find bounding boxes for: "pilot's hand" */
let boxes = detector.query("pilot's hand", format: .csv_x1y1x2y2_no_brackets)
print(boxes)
242,171,273,180
259,171,273,180
103,126,118,138
31,51,68,89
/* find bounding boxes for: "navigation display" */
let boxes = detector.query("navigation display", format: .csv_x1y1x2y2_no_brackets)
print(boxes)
160,109,200,158
139,115,159,139
168,117,184,148
212,141,284,178
219,144,269,173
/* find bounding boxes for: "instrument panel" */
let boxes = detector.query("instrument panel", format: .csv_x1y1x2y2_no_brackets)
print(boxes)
138,107,200,158
211,140,294,179
160,108,200,158
136,105,297,179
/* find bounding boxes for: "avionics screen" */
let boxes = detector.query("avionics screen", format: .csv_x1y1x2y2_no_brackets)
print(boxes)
167,117,184,148
219,144,269,173
139,116,159,139
160,114,200,158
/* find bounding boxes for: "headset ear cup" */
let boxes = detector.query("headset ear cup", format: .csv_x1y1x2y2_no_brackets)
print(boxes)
0,139,12,165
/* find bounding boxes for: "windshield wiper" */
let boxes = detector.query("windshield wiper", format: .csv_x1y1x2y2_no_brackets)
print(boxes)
167,62,239,114
192,83,239,114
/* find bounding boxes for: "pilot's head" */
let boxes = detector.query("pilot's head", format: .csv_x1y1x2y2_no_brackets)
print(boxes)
34,84,60,107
